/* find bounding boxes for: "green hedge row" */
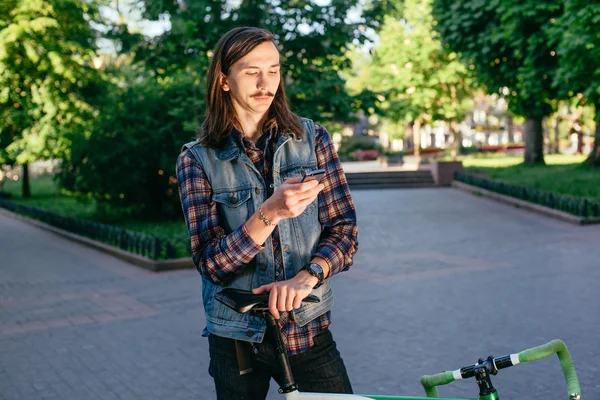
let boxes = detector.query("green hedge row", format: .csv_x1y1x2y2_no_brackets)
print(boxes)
0,197,190,260
455,172,600,218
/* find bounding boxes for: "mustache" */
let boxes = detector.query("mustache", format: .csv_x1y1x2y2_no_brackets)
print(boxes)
250,91,275,98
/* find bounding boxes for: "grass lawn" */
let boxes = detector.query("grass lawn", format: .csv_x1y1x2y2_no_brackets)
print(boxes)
458,154,600,201
2,175,97,217
1,175,189,239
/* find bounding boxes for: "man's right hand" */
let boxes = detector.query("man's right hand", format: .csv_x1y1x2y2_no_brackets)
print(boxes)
261,177,324,224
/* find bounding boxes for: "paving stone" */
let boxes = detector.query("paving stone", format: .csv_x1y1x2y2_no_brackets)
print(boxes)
0,188,598,400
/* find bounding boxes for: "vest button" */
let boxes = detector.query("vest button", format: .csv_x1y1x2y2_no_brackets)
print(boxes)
258,263,267,271
246,330,254,337
255,187,260,195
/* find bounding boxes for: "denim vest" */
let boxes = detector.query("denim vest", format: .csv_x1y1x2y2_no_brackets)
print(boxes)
182,118,333,343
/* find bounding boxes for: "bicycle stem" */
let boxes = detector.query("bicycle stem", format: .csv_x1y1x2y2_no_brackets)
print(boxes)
262,311,299,394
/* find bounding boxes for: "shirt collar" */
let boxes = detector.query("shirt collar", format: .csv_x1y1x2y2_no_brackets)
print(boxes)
233,126,278,153
215,124,279,160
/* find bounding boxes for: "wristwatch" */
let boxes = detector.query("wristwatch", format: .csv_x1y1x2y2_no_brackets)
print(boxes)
301,263,324,289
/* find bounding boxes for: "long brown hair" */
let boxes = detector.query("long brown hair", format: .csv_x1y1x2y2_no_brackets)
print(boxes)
200,27,303,148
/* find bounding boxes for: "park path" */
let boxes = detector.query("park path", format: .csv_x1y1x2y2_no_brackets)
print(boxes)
1,188,599,399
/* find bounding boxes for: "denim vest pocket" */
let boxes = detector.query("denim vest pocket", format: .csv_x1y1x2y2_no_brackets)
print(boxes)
203,269,255,320
213,188,253,233
203,282,267,343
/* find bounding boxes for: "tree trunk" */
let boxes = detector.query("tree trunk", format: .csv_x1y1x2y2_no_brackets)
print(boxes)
586,115,600,167
523,118,545,164
576,131,584,154
405,123,414,149
22,163,31,198
553,116,561,153
413,119,422,157
449,120,461,160
507,115,514,143
542,118,550,153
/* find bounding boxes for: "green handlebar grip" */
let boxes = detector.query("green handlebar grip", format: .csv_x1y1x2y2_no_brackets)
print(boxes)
518,339,581,400
420,370,455,398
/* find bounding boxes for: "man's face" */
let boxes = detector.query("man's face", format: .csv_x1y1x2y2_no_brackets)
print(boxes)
221,41,281,118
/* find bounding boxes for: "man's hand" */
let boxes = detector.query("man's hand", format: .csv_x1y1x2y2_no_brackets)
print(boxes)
261,177,324,225
252,271,318,319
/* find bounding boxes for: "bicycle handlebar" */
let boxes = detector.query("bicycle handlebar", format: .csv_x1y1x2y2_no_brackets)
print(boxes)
518,339,580,399
420,339,580,399
420,371,455,396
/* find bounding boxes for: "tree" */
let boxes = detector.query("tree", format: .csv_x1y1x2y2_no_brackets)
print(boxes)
347,0,474,157
58,69,196,218
131,0,386,123
0,0,104,197
553,1,600,166
432,0,563,164
56,0,387,217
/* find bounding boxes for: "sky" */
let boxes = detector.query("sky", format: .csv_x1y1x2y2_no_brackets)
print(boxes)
97,0,373,53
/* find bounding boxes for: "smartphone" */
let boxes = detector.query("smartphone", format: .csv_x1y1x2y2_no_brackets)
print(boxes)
300,168,326,183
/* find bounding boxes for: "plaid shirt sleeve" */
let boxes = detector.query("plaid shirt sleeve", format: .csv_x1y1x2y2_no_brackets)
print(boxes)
313,124,359,276
176,149,264,285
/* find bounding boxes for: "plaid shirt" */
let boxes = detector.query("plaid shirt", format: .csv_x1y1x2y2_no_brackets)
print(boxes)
176,123,358,355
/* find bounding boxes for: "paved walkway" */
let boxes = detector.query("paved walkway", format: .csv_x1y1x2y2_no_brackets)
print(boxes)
1,188,599,400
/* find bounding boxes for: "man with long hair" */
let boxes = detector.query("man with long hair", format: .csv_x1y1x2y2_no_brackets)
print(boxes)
176,26,358,399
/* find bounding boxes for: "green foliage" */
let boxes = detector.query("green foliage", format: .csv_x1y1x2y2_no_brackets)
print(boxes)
0,0,105,166
377,118,406,140
459,154,600,212
462,156,599,199
53,0,388,218
456,170,600,217
4,174,189,236
552,2,600,165
347,0,474,132
336,135,381,160
431,0,562,119
432,0,565,164
129,0,386,123
57,71,200,218
552,2,600,108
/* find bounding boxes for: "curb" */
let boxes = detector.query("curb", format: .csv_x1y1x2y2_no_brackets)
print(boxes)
452,181,600,226
0,207,195,272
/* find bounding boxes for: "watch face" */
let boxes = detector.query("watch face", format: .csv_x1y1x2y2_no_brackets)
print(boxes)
309,263,323,276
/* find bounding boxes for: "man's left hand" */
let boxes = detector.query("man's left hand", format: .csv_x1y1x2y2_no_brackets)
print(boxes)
252,271,318,319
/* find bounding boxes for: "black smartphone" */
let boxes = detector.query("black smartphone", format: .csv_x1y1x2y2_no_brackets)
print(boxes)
300,168,326,183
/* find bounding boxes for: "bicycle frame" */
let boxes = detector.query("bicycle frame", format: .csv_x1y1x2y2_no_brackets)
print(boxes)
214,290,580,400
265,310,579,400
284,393,473,400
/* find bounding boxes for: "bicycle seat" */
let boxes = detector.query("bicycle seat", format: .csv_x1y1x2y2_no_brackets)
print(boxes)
215,288,320,314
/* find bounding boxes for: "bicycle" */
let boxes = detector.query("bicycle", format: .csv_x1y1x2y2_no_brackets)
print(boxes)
215,288,582,400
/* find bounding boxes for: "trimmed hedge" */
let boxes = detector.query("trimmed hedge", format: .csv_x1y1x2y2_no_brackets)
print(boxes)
0,198,190,260
455,172,600,218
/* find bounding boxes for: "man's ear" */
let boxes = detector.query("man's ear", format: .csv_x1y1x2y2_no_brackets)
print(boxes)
220,73,230,91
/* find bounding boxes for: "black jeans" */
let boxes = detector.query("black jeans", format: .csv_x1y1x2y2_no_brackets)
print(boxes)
208,329,353,399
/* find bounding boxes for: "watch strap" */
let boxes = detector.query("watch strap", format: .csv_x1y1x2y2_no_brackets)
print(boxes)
302,263,324,289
